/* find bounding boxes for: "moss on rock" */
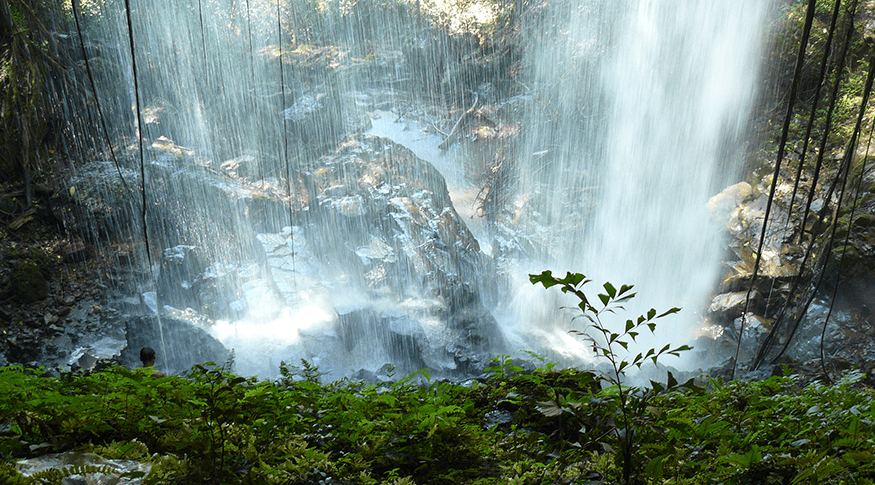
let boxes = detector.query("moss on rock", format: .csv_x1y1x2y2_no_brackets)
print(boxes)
11,261,48,302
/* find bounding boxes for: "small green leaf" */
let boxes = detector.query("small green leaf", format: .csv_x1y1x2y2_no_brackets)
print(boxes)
657,307,682,318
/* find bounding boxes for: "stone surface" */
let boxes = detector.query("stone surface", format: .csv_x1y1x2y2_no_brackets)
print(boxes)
11,262,48,302
118,315,231,376
708,291,760,323
16,452,151,484
283,89,345,155
244,135,505,377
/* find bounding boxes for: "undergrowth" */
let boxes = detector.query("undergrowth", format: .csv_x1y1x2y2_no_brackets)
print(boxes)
0,277,873,484
0,360,873,483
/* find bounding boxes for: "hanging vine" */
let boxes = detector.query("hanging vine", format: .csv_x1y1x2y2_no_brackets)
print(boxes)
743,0,875,376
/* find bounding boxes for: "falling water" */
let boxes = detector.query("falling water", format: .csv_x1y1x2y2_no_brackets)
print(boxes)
64,0,775,377
502,0,774,365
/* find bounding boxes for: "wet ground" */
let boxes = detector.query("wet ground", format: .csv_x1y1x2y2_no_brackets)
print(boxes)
0,180,142,371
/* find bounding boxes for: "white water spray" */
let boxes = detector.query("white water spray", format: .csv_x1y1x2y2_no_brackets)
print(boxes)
68,0,776,377
502,0,774,367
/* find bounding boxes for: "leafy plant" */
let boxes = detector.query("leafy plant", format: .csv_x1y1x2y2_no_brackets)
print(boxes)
484,354,525,378
3,349,875,483
0,0,63,205
530,270,694,484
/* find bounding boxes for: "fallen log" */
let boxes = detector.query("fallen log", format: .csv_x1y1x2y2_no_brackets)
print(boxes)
438,93,479,150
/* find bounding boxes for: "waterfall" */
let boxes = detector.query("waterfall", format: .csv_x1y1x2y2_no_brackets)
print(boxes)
502,0,774,365
64,0,776,377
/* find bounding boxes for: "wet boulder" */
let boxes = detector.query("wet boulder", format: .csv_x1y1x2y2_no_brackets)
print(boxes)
220,154,258,180
156,245,203,311
283,89,345,156
119,315,230,375
255,134,505,375
708,290,761,323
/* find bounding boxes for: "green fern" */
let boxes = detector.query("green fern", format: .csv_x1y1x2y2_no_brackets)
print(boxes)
0,462,32,485
29,464,120,484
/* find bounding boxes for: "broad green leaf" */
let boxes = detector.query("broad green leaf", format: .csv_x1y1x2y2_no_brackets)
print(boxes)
563,272,587,286
529,271,559,287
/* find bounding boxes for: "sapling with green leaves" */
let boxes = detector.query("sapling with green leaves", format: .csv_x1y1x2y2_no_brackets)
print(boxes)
530,270,694,484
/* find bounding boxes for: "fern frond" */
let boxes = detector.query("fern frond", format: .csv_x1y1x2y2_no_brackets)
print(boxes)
30,464,118,484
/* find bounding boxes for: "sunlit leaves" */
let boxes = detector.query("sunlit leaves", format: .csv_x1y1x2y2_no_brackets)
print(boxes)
529,270,691,483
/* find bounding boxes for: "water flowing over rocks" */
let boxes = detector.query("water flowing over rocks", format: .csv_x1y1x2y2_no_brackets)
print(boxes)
219,134,506,378
29,131,506,380
7,0,875,387
283,88,348,156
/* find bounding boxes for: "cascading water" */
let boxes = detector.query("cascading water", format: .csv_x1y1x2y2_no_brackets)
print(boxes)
64,0,775,378
498,0,775,367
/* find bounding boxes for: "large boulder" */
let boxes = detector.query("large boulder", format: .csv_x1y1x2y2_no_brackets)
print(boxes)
283,89,346,156
251,134,505,377
119,315,231,375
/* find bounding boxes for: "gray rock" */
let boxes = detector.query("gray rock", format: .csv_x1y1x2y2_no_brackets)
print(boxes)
16,452,151,484
708,291,761,323
118,315,230,375
283,90,345,155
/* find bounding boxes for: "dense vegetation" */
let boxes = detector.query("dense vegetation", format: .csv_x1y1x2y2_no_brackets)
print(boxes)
2,273,875,484
1,359,874,484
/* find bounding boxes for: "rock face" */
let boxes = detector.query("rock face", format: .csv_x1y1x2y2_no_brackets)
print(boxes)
703,179,805,369
65,134,506,379
247,135,505,378
705,172,875,376
283,89,346,156
118,315,230,375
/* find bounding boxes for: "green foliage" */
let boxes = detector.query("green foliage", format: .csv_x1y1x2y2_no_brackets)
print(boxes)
530,270,694,484
2,349,875,484
0,0,63,204
484,354,525,377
